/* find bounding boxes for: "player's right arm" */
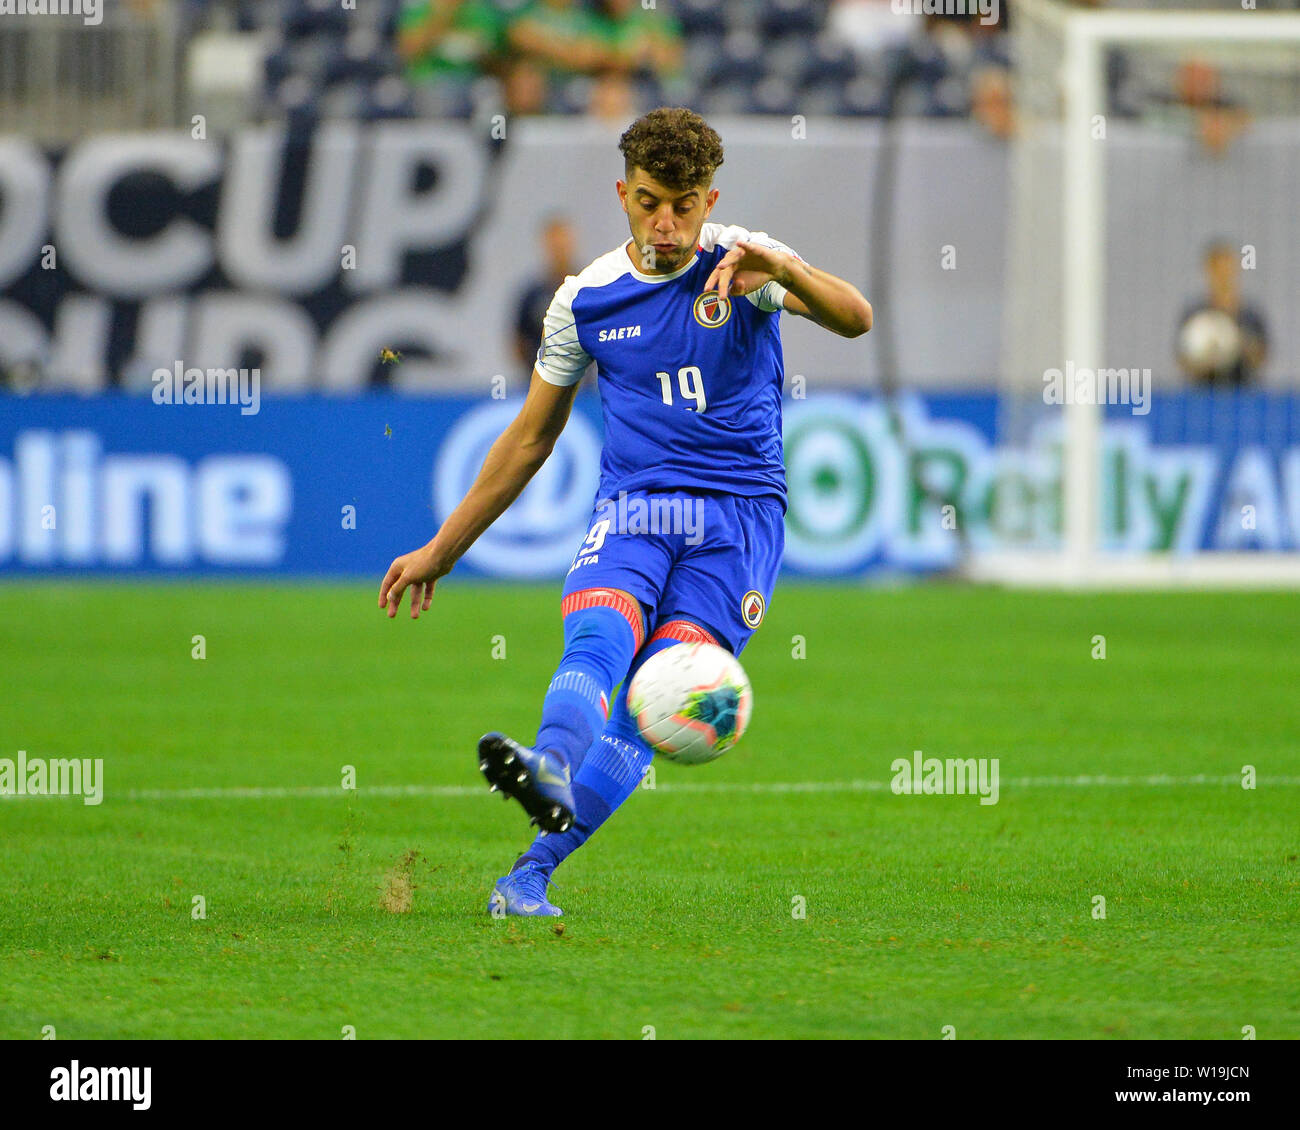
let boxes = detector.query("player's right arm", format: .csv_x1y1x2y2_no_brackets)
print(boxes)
378,368,579,619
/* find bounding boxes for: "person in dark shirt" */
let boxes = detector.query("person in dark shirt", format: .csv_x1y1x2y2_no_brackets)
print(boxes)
1176,240,1268,387
514,215,578,384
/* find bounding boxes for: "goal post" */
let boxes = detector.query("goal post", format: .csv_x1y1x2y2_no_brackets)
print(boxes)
973,0,1300,588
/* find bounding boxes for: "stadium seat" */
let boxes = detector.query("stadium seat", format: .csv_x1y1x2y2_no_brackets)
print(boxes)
838,74,888,117
362,76,416,121
798,34,859,91
284,0,350,40
324,29,396,86
557,76,596,117
748,75,798,117
409,76,477,122
684,32,726,88
263,38,292,90
904,34,951,88
237,0,290,33
796,85,842,119
972,34,1012,73
763,39,810,85
349,0,404,37
675,0,728,38
268,73,322,137
924,75,971,118
632,76,669,112
723,0,760,31
276,36,343,90
711,30,764,89
319,80,370,121
699,82,754,117
759,0,822,41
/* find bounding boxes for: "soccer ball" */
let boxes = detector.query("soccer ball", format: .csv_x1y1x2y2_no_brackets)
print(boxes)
628,642,753,765
1179,308,1242,374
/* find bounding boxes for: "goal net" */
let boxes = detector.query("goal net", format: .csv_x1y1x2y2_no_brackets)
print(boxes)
976,0,1300,587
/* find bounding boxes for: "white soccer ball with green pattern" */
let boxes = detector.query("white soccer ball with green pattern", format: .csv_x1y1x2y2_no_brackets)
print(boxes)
628,642,752,765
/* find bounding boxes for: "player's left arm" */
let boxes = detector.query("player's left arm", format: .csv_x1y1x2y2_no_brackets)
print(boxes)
778,261,873,337
705,240,872,338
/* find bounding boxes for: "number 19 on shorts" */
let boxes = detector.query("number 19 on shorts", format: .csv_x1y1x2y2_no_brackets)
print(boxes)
655,365,707,413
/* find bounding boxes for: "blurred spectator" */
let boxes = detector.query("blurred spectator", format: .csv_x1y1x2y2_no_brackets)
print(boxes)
507,0,617,80
503,57,550,115
961,1,1013,136
588,71,638,121
515,216,578,381
398,0,508,82
971,66,1014,139
598,0,684,80
1176,241,1268,387
504,0,681,117
1143,57,1251,157
1175,59,1251,157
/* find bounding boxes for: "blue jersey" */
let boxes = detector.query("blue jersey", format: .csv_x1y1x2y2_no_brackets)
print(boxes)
534,223,800,509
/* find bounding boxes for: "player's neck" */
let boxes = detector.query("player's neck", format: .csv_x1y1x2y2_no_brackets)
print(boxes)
1209,285,1238,314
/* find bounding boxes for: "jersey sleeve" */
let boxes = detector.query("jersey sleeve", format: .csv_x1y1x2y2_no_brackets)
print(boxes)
743,230,803,313
534,276,593,386
700,224,804,315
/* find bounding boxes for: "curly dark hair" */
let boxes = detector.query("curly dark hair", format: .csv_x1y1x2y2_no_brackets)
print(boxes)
619,107,724,192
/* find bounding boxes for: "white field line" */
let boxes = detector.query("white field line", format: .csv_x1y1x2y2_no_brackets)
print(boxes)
100,774,1300,802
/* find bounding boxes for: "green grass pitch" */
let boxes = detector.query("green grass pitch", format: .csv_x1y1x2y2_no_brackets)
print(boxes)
1,582,1297,1039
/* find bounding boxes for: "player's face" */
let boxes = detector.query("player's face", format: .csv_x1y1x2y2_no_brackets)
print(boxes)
618,168,719,274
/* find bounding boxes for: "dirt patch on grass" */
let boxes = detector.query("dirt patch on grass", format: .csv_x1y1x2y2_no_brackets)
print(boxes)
378,849,424,914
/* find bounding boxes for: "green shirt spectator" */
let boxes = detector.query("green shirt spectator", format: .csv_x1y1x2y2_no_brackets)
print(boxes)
399,0,507,82
507,0,616,80
599,0,684,78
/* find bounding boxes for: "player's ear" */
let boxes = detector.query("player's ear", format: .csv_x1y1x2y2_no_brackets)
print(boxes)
616,179,628,214
704,186,719,214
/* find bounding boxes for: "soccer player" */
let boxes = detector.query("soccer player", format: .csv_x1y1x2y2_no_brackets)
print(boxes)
378,108,871,915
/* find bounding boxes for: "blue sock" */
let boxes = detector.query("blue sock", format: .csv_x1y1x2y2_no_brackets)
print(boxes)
514,691,652,875
515,634,679,876
534,599,640,773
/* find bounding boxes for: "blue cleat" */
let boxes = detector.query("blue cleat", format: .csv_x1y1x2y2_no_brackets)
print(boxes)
477,732,576,834
487,862,562,917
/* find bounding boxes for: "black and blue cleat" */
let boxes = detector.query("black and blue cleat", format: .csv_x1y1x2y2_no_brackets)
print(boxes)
477,731,576,834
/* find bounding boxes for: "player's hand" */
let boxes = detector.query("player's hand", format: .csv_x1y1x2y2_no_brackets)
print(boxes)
704,240,793,300
378,543,447,620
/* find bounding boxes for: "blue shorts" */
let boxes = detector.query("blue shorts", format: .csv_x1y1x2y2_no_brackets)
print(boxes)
560,490,784,654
